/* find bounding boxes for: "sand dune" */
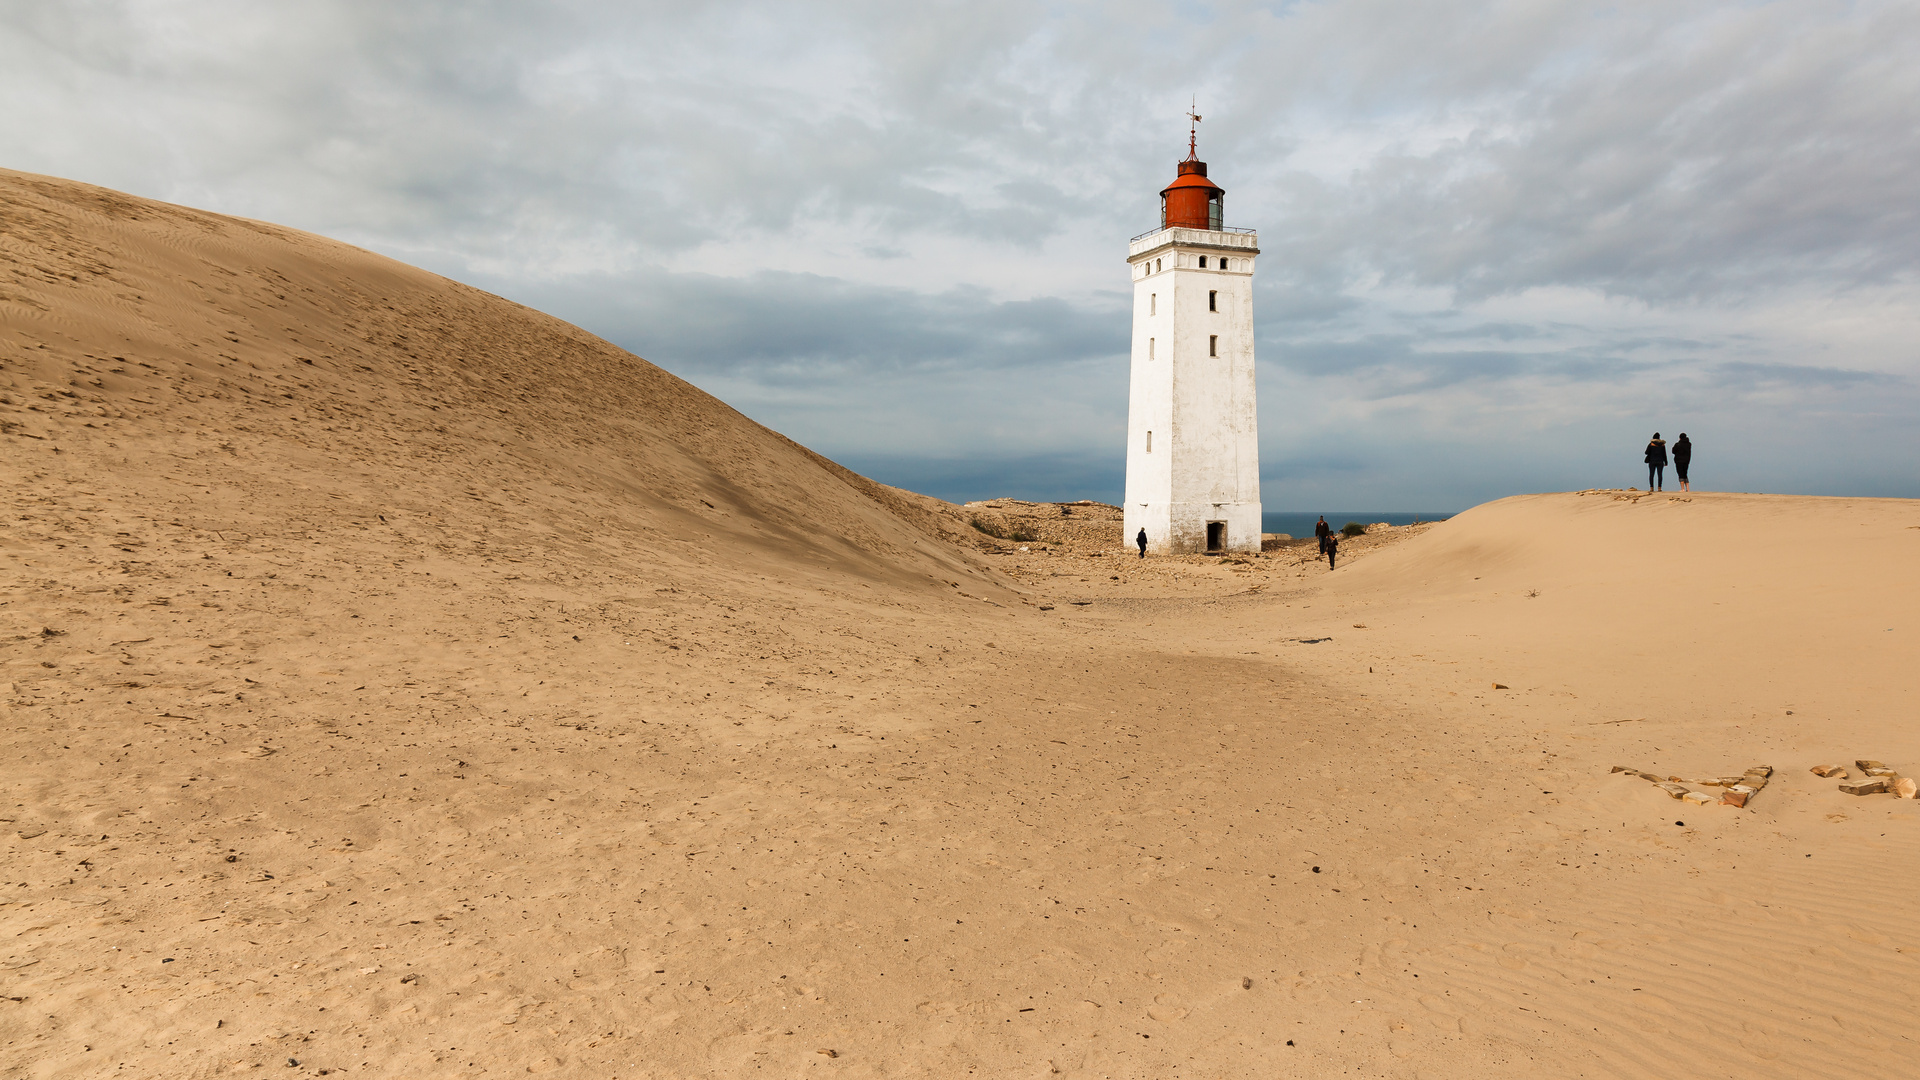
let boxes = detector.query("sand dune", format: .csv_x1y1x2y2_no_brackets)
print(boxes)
1329,490,1918,746
5,172,1918,1079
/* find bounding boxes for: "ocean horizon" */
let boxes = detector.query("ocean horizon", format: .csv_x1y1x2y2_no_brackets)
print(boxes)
1261,510,1456,538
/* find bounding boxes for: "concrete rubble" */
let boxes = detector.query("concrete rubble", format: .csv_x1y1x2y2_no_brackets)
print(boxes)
1832,760,1909,797
1611,764,1773,807
1840,777,1891,796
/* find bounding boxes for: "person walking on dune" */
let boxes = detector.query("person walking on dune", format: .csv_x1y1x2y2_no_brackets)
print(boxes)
1324,529,1340,569
1136,528,1148,559
1314,516,1331,557
1673,433,1692,492
1644,433,1668,491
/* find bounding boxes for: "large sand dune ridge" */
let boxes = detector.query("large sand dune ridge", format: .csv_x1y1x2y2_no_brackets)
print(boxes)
5,170,1919,1079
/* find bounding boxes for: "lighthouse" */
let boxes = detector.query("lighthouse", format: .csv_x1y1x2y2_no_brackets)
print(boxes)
1123,116,1261,555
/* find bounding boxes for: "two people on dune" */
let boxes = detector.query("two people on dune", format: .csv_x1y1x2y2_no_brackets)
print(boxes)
1644,432,1692,492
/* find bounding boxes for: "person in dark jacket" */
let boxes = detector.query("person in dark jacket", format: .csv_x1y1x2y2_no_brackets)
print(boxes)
1673,433,1692,492
1644,433,1668,491
1136,527,1148,559
1314,516,1331,556
1324,529,1340,569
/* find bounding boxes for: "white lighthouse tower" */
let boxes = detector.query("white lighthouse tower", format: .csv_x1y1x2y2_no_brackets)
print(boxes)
1123,115,1261,554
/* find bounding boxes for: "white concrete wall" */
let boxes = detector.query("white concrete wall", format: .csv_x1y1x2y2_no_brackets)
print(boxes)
1122,227,1261,554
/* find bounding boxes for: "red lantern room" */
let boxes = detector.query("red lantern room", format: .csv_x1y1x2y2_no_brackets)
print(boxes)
1160,109,1224,230
1161,160,1223,230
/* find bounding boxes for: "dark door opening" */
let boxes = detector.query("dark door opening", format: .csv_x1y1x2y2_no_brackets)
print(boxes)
1206,521,1225,552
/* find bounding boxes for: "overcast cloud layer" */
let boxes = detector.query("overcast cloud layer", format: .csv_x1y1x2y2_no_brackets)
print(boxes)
4,0,1916,508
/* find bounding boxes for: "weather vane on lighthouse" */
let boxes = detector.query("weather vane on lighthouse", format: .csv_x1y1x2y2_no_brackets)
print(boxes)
1186,98,1202,160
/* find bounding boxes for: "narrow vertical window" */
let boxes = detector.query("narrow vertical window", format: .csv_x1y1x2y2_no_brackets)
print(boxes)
1220,258,1230,271
1208,290,1217,312
1155,258,1161,273
1146,431,1153,453
1150,293,1156,316
1149,337,1155,360
1209,335,1218,357
1198,255,1208,269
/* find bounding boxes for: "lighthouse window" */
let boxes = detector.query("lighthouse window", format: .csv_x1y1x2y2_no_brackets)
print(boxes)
1149,337,1155,360
1150,293,1157,316
1208,290,1217,312
1146,431,1153,453
1220,258,1230,271
1154,258,1161,273
1198,255,1208,269
1209,334,1218,356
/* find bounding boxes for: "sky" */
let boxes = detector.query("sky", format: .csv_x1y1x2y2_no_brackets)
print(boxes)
3,0,1916,509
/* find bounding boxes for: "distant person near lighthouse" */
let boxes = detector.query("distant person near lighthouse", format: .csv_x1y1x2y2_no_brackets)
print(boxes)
1136,528,1148,559
1314,516,1331,556
1673,433,1692,492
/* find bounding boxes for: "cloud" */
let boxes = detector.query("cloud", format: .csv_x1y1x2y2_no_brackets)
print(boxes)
1235,1,1920,303
508,269,1125,379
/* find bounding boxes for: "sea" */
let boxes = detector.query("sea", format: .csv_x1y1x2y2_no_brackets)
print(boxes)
1262,511,1455,538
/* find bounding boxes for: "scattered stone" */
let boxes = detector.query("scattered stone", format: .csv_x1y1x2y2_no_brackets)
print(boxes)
1856,760,1897,777
1811,764,1848,778
818,1049,838,1058
1492,683,1509,690
1242,977,1253,989
1839,777,1890,796
1617,763,1769,805
1895,777,1918,800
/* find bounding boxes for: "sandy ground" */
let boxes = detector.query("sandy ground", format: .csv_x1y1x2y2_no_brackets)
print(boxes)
4,171,1918,1079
